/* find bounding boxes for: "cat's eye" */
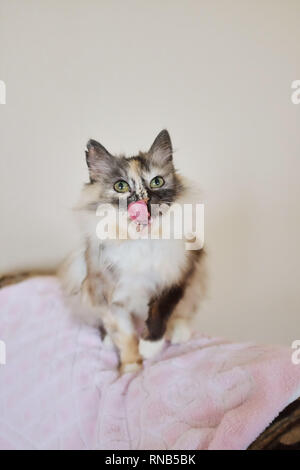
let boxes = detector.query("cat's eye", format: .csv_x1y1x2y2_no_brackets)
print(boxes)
150,176,164,189
114,180,130,193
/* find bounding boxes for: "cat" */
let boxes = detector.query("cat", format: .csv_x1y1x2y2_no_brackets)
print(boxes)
59,130,205,373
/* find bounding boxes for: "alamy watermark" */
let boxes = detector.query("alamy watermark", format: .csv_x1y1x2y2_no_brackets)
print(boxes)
95,201,205,250
0,340,6,365
291,340,300,365
0,80,6,104
291,80,300,105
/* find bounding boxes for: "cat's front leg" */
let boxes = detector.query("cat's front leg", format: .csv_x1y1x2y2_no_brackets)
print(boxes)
106,303,143,374
139,285,184,359
165,317,192,344
81,278,142,372
83,242,142,373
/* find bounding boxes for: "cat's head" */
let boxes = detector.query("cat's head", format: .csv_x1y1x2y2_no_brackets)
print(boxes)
85,130,185,220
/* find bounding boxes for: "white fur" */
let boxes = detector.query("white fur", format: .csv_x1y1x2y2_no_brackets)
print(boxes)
103,238,188,320
168,319,192,344
139,338,165,359
103,334,115,349
121,362,142,374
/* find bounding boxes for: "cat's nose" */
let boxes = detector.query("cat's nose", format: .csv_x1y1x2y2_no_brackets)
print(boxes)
135,193,149,202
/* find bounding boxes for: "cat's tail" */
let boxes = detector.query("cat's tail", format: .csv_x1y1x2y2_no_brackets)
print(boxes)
0,269,55,289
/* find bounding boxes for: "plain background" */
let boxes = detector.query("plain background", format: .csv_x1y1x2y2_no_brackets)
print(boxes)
0,0,299,345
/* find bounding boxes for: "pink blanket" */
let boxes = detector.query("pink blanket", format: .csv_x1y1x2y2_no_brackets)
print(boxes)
0,277,299,450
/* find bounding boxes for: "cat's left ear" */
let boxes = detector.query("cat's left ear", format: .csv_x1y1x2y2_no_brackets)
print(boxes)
148,129,173,166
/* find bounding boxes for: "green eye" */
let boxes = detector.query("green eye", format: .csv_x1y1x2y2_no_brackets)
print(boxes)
114,180,130,193
150,176,164,189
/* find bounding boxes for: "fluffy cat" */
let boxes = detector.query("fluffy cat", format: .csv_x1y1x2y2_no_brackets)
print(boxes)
59,130,205,373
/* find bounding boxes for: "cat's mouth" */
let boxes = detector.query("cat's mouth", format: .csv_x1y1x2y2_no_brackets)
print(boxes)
128,200,150,229
127,199,168,233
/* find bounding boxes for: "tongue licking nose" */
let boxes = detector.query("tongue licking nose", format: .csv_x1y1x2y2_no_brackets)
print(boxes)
128,200,149,225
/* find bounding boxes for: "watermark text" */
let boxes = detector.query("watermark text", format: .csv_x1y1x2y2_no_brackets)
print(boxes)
291,340,300,365
0,340,6,365
0,80,6,104
95,201,204,250
291,80,300,105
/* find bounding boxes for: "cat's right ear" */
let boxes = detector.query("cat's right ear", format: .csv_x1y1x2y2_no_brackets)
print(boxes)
85,139,113,182
148,129,173,166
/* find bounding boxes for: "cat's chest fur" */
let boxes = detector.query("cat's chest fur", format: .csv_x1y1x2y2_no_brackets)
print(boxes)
102,238,188,318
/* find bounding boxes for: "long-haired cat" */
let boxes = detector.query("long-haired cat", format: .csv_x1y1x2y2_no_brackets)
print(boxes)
59,130,205,373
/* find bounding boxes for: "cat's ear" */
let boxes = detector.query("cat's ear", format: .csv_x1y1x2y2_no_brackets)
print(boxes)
85,139,114,182
148,129,173,166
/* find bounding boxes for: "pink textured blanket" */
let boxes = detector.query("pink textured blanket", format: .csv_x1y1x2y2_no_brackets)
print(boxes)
0,277,299,450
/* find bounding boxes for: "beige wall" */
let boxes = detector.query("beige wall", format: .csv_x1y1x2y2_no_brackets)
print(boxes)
0,0,299,345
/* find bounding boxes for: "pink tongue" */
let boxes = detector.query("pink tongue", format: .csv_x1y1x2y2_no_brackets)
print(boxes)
128,200,149,224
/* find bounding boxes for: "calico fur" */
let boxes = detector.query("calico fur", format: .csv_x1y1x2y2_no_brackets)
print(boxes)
59,130,206,373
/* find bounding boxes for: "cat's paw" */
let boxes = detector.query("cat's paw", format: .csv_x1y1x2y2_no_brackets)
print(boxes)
120,361,142,374
139,338,165,359
168,319,191,345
